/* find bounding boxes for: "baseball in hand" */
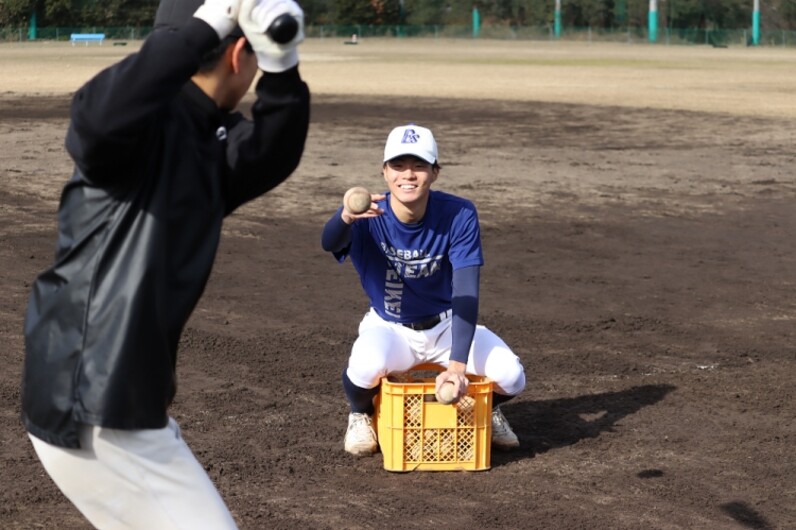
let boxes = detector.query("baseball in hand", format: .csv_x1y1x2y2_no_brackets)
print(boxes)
344,187,372,215
436,381,457,405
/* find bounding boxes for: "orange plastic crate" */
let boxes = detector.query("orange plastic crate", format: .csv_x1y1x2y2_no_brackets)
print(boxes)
374,363,493,472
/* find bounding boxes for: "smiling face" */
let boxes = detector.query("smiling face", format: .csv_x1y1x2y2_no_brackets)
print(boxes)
383,155,439,223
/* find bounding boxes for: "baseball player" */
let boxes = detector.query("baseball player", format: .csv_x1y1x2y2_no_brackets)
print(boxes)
321,124,527,456
20,0,308,527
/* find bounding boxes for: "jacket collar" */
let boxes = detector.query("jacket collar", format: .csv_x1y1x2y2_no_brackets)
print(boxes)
181,80,225,129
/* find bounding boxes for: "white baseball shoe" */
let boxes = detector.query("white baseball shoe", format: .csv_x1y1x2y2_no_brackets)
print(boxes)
491,406,520,450
344,412,378,456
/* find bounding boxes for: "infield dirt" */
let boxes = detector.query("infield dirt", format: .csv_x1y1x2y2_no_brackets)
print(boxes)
1,39,794,529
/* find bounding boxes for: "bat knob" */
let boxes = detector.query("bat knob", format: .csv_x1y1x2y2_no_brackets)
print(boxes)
266,14,299,44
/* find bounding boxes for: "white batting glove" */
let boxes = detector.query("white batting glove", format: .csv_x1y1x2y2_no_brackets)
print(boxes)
194,0,242,39
238,0,304,73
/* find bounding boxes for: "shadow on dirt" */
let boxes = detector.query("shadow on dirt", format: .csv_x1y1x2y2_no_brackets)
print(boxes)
493,384,677,465
720,501,775,530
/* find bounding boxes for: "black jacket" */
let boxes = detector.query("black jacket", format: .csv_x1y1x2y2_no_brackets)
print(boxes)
21,18,310,448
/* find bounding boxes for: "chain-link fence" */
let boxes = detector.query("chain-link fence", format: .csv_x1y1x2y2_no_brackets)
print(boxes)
1,24,794,47
312,24,796,46
0,26,153,41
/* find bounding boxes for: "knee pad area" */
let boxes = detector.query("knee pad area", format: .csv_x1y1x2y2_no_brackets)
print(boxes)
487,356,526,396
345,364,383,390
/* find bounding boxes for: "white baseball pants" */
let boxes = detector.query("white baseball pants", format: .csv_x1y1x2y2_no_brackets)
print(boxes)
346,309,526,395
28,417,237,530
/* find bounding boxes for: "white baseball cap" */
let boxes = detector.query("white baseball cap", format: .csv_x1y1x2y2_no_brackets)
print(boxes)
383,124,438,165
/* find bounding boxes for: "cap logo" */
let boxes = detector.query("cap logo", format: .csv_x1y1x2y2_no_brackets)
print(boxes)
401,129,420,144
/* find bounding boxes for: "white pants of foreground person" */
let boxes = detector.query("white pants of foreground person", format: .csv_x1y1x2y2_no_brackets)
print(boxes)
346,309,526,395
28,417,237,530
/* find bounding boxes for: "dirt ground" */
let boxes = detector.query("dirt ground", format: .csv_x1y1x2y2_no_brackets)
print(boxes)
1,40,795,529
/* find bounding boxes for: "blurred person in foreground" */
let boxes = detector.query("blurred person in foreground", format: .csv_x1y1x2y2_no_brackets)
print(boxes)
20,0,309,527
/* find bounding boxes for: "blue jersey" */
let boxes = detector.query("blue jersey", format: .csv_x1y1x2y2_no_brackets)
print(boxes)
335,190,484,323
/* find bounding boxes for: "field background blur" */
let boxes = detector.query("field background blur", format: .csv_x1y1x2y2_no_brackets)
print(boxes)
1,37,795,120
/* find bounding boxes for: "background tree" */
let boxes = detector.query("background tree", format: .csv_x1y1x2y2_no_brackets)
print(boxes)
333,0,400,24
42,0,71,25
404,0,445,25
438,0,474,25
775,0,796,28
1,0,795,31
0,0,35,26
302,0,333,24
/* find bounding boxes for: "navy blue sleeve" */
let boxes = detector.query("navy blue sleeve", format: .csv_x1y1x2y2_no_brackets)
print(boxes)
450,265,480,364
321,206,352,253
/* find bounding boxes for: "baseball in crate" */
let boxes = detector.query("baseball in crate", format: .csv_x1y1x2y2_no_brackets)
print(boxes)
375,363,495,472
321,124,527,461
20,0,308,527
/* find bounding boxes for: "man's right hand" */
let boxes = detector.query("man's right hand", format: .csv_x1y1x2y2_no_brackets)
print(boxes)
341,192,386,224
435,361,469,403
238,0,305,73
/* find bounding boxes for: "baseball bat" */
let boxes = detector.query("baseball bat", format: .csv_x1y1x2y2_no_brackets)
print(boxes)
266,13,299,44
